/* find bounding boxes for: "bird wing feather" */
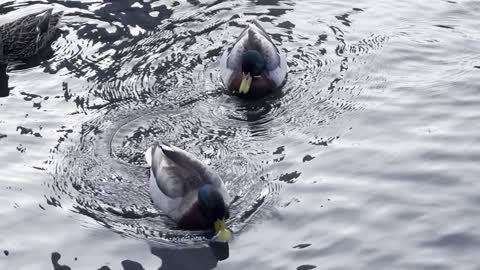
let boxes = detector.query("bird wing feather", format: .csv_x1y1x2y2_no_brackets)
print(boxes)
146,143,223,199
226,20,281,71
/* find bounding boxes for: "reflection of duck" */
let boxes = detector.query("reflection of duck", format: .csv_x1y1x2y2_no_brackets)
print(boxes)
144,143,232,242
220,20,288,98
150,241,229,270
0,9,63,61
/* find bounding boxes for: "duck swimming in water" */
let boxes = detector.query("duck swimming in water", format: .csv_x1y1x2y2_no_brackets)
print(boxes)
220,20,288,98
144,143,231,242
0,8,63,62
0,8,63,96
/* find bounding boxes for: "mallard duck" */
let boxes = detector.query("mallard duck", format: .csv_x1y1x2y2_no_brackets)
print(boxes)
0,8,63,62
144,142,232,242
220,20,288,98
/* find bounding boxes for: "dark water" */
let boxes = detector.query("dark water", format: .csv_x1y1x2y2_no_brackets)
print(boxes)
1,0,480,269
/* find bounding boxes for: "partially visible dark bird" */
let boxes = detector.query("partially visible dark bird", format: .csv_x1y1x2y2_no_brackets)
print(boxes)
0,8,63,97
0,8,63,61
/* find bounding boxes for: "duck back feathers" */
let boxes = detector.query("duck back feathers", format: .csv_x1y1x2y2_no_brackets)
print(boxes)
146,143,226,199
0,9,63,60
220,20,288,93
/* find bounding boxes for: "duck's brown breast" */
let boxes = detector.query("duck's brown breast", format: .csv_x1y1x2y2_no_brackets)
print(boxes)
228,71,277,98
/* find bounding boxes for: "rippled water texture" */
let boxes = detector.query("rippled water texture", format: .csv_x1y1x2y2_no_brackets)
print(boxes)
1,0,480,269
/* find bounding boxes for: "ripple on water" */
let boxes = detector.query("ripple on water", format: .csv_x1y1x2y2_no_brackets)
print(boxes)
52,102,281,244
43,0,388,248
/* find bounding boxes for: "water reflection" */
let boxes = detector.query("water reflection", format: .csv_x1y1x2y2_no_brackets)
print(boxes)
51,252,71,270
150,241,229,270
120,260,146,270
52,104,280,244
37,0,386,251
4,0,386,265
227,96,282,139
3,0,480,269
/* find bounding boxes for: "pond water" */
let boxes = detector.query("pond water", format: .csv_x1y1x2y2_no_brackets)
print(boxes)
1,0,480,269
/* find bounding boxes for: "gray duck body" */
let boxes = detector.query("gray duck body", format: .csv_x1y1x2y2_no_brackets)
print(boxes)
145,143,231,230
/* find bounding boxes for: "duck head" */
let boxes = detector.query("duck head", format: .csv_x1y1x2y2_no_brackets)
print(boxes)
238,50,265,94
198,184,231,242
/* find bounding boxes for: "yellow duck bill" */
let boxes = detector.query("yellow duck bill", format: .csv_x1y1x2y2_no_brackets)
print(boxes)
238,72,252,94
213,219,232,242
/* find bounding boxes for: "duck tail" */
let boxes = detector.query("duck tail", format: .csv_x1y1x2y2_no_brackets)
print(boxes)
145,142,172,166
35,9,53,48
37,9,53,34
36,9,63,50
50,10,64,28
145,146,153,166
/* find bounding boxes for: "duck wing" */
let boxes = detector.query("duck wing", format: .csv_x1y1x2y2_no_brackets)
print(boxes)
145,143,224,199
250,19,278,51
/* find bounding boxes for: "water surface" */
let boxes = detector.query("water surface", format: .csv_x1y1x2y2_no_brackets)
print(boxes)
1,0,480,269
